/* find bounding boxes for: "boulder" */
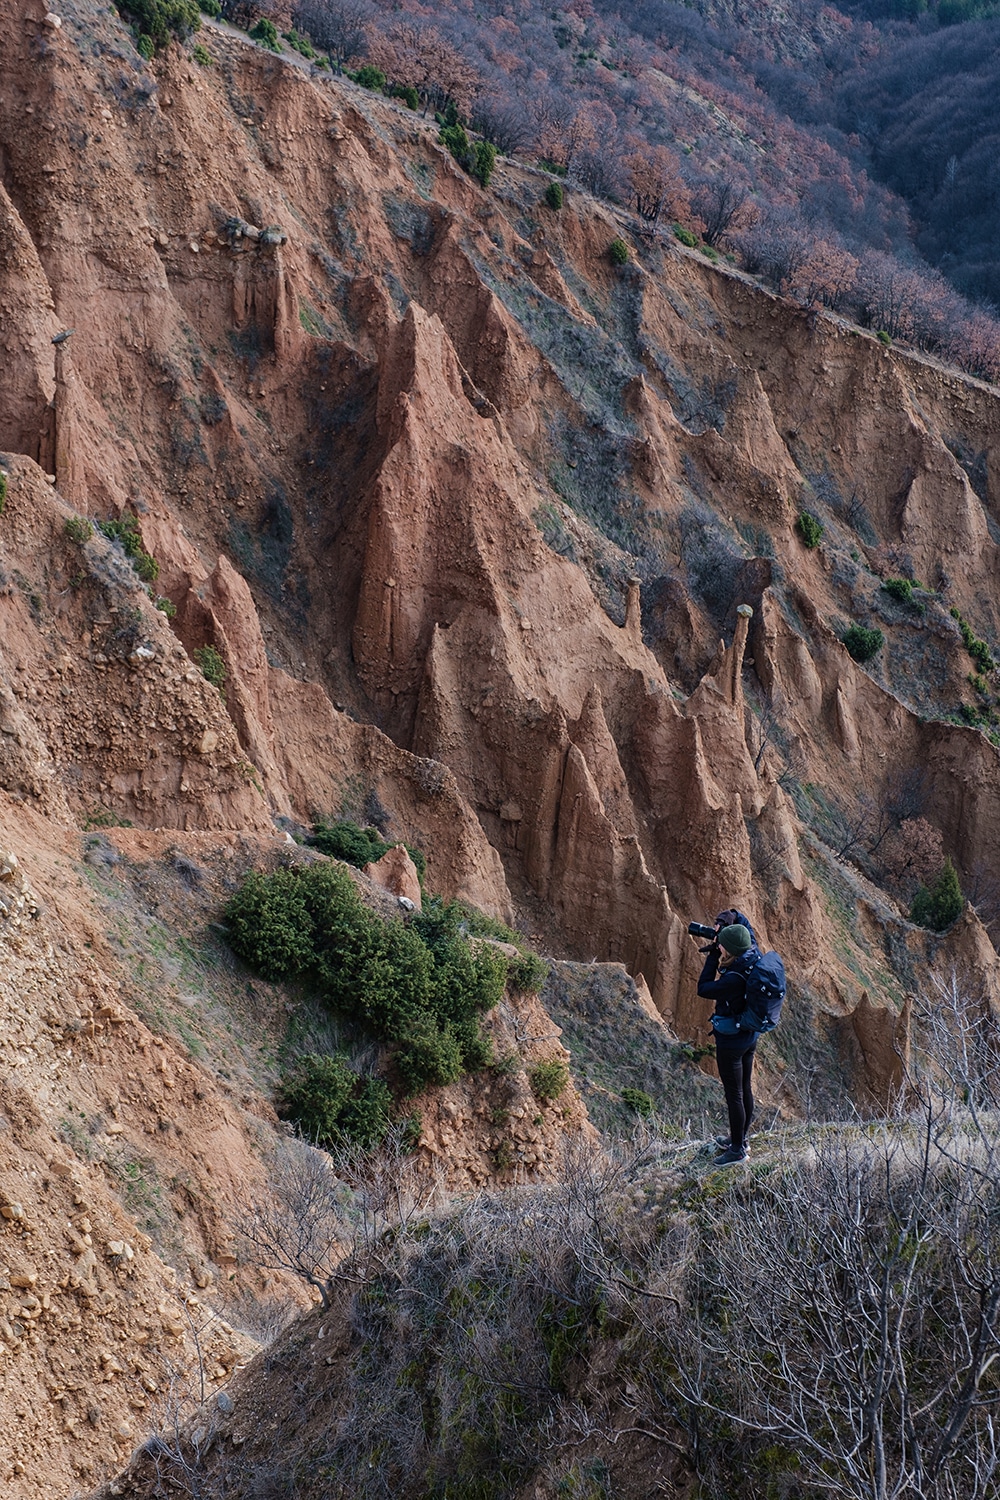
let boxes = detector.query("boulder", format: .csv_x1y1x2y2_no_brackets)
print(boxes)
364,844,422,910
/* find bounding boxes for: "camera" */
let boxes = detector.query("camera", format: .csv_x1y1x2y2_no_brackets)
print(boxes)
688,922,717,941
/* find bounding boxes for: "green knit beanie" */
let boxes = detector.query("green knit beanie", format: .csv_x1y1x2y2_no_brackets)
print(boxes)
718,923,752,954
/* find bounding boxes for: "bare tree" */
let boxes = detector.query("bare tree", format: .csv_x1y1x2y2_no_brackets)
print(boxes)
625,143,690,227
966,858,1000,944
530,90,579,169
221,0,292,28
877,816,945,898
567,100,623,199
812,768,928,868
237,1132,437,1308
735,206,811,292
746,698,780,775
366,19,483,116
914,975,1000,1123
236,1139,350,1308
129,1306,228,1500
292,0,372,70
659,1119,1000,1500
690,175,752,249
472,94,536,156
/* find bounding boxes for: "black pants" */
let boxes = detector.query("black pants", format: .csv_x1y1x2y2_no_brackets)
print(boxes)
715,1033,757,1151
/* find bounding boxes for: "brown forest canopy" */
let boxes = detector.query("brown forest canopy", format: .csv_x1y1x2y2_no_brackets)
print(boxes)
281,0,1000,377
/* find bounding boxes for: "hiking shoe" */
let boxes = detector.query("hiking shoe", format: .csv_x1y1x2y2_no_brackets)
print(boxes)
713,1145,748,1166
715,1136,750,1154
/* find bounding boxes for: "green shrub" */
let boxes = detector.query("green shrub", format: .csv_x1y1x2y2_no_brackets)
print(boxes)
98,514,159,584
226,867,509,1100
192,40,213,64
249,16,280,49
544,181,564,211
877,329,892,347
910,858,964,931
133,551,158,584
452,1019,494,1072
283,27,318,59
621,1087,654,1118
155,595,177,617
351,917,434,1038
472,139,497,188
673,223,698,248
968,627,991,675
439,125,497,189
415,897,548,992
391,83,420,109
64,516,93,544
529,1059,569,1103
194,644,226,693
492,1138,517,1171
796,511,824,548
198,0,220,12
226,868,317,981
492,1049,521,1077
120,0,200,48
308,819,425,884
842,623,884,664
338,1077,394,1147
539,158,567,176
310,820,391,868
280,1052,355,1142
83,808,134,831
507,951,550,994
950,608,994,674
411,899,509,1024
882,577,913,603
0,471,7,515
353,64,386,90
609,237,629,266
280,1053,393,1149
395,1018,464,1094
440,122,470,162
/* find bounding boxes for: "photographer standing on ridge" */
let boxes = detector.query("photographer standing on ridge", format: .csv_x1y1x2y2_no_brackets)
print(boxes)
696,909,760,1167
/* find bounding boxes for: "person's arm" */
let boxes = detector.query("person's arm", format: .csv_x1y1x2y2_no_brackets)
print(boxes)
697,947,720,989
697,955,746,1008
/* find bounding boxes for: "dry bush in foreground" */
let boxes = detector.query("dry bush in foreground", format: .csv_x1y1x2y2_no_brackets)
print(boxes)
124,987,1000,1500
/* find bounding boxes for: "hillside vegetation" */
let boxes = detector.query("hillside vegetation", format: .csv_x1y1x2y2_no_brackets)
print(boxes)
99,987,1000,1499
167,0,1000,383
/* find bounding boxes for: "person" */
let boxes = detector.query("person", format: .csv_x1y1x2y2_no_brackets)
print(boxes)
697,915,761,1166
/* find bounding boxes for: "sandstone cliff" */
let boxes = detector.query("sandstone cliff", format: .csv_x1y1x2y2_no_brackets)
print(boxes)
2,1,1000,1491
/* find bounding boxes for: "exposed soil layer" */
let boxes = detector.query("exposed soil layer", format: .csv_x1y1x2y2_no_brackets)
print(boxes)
2,1,1000,1492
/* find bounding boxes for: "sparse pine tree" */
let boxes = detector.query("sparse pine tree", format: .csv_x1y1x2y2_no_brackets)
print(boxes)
911,857,964,931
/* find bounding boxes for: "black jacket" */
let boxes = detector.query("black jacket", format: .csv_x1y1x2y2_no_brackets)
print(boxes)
697,946,761,1019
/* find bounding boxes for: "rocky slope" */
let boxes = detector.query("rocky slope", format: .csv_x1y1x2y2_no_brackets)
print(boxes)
2,0,1000,1490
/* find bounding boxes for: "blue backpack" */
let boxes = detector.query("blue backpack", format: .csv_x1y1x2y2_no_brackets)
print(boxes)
738,951,786,1033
